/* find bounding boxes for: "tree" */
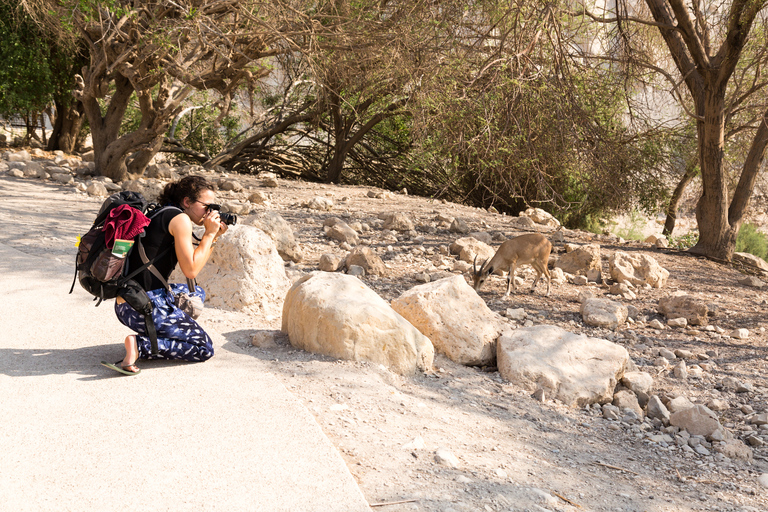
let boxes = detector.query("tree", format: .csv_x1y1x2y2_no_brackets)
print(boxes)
580,0,768,260
0,1,83,150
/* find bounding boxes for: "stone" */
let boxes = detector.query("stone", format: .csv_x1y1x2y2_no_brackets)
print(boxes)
302,196,333,210
667,396,694,413
86,182,108,197
733,252,768,272
6,150,31,162
345,246,386,276
347,265,365,277
172,225,290,318
621,371,654,395
554,244,601,275
571,275,588,286
609,251,669,288
391,276,506,366
759,474,768,489
248,190,268,204
587,268,602,283
673,360,688,379
434,448,459,468
707,399,729,412
508,216,537,230
324,218,359,246
468,231,492,244
670,405,721,437
449,237,495,264
521,207,560,228
602,404,621,420
381,213,414,232
613,390,643,418
667,317,687,328
505,308,527,321
730,328,749,340
715,440,753,462
658,292,709,326
221,201,250,215
497,325,629,407
251,330,279,348
145,163,173,179
281,272,434,375
8,169,23,178
220,179,244,192
246,212,303,263
750,413,768,425
121,178,164,202
646,396,670,422
449,218,471,234
580,298,628,330
318,253,343,272
738,275,766,289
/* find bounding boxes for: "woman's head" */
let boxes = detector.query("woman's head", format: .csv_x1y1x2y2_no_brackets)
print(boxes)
158,176,214,208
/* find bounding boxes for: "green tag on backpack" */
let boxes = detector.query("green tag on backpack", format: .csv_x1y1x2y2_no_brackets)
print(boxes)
111,239,135,258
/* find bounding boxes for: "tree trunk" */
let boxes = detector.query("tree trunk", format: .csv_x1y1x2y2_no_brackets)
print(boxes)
86,74,135,181
690,89,738,260
48,100,85,153
662,156,698,237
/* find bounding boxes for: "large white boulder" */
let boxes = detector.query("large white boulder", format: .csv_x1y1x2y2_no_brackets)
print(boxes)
497,325,629,407
245,212,303,263
391,275,505,366
609,251,669,288
580,298,628,330
554,244,601,275
176,225,290,318
282,272,434,375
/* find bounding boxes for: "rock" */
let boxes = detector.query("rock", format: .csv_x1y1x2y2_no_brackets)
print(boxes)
246,212,303,263
220,179,244,192
259,172,279,187
86,182,108,197
571,275,588,286
505,308,527,321
449,218,471,234
759,474,768,489
549,267,566,284
6,150,31,162
8,169,24,178
381,213,414,232
281,272,434,375
248,190,268,204
715,440,753,462
391,276,506,366
521,208,560,228
554,244,601,275
730,328,749,340
145,163,173,179
551,230,565,243
621,371,654,395
738,275,766,289
609,251,669,288
174,225,290,317
402,436,425,450
750,413,768,425
658,348,676,360
603,404,621,420
508,216,537,230
468,231,492,244
648,318,665,330
667,396,694,413
251,330,279,348
670,405,721,437
324,219,359,246
434,448,459,468
345,246,386,276
347,265,365,277
221,201,250,215
449,237,495,264
23,161,45,177
706,399,729,412
580,298,628,330
121,178,164,202
302,196,333,210
667,317,687,328
613,390,643,418
673,361,688,379
80,150,94,162
733,252,768,272
646,396,670,422
586,268,602,283
318,253,343,272
497,325,629,407
658,292,709,326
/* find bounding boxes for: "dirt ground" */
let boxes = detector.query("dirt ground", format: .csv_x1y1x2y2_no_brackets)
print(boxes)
2,158,768,512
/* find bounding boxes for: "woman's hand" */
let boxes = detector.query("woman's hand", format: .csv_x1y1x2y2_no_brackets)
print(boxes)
203,209,222,236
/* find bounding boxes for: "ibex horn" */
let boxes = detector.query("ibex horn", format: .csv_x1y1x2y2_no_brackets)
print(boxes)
473,255,478,274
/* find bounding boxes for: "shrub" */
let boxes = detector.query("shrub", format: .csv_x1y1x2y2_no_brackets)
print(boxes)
735,223,768,260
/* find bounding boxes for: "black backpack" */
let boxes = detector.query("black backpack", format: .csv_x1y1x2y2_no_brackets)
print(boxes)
70,190,174,355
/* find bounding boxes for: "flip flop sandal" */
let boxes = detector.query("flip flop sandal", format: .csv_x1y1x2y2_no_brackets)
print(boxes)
101,360,141,376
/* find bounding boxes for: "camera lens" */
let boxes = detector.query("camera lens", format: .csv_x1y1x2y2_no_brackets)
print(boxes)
220,212,237,225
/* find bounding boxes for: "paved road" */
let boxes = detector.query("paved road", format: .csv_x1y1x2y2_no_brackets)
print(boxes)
0,241,371,511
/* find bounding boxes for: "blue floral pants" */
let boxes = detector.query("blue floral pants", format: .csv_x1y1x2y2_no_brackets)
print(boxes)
114,283,214,362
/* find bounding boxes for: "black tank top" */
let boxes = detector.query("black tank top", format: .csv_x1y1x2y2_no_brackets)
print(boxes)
127,206,183,291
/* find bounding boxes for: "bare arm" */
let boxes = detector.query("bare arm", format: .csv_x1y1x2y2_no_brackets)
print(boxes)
169,210,226,279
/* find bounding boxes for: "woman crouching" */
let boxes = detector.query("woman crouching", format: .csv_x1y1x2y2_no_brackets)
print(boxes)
102,176,227,375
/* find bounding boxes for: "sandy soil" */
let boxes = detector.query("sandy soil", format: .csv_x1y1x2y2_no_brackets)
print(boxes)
2,159,768,512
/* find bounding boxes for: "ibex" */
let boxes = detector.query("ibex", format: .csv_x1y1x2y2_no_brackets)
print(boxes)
472,233,552,296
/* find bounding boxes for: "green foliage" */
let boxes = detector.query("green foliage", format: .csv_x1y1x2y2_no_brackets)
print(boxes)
735,223,768,260
167,97,243,161
0,3,75,118
668,231,699,250
609,210,648,241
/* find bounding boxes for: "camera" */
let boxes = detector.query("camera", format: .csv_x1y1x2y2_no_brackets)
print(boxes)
206,204,238,225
